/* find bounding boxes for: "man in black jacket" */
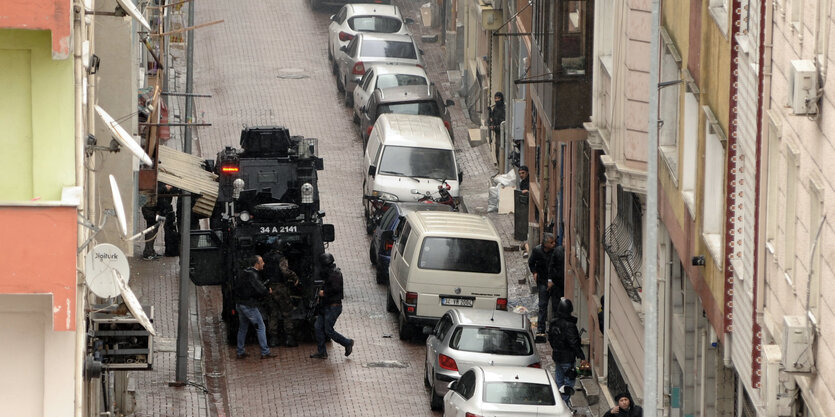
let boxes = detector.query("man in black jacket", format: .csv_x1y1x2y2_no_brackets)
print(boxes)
603,392,643,416
310,253,354,359
548,298,585,402
488,91,506,144
234,255,276,359
528,233,557,334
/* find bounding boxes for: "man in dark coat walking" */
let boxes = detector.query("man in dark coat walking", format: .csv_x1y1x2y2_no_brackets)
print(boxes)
528,233,557,334
548,298,585,402
310,253,354,359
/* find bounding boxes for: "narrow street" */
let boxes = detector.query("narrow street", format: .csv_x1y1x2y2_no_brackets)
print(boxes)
191,1,444,415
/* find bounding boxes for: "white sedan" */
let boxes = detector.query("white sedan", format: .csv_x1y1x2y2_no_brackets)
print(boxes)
327,3,411,71
443,366,573,417
352,64,429,123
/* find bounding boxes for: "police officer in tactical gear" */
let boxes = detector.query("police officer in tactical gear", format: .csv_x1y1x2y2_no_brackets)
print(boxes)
310,252,354,359
263,239,301,347
548,298,585,402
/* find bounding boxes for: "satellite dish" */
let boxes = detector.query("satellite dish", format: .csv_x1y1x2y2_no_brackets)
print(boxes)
114,0,152,32
84,243,130,298
95,105,154,167
112,270,156,336
109,175,128,238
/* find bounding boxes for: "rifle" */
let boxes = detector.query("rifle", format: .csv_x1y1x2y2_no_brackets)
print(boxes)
306,279,325,320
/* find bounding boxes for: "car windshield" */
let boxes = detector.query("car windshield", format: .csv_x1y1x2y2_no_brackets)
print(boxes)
418,237,501,273
361,40,417,59
450,327,533,355
376,74,427,89
349,16,403,33
483,382,556,406
378,101,440,117
377,146,457,180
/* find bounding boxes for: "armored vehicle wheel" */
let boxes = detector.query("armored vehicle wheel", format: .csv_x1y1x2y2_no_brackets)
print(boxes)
253,203,300,220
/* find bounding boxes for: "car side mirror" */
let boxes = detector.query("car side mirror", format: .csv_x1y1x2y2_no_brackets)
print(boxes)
404,17,415,25
445,99,455,107
360,106,366,113
458,172,463,183
368,165,377,176
419,49,425,55
329,14,336,21
447,381,457,391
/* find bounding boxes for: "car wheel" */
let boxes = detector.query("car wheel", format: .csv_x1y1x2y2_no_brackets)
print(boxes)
424,360,432,388
398,312,413,341
369,244,377,265
336,73,345,92
328,42,333,62
430,383,444,411
386,287,397,313
375,268,386,285
332,60,338,76
344,87,353,107
353,111,360,125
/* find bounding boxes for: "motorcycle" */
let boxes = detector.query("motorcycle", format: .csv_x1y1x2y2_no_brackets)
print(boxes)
411,179,458,211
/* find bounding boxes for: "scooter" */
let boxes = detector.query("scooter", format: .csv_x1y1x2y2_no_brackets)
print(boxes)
412,179,458,211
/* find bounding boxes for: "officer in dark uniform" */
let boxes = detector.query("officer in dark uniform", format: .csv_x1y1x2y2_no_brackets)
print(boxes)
263,240,302,347
141,183,175,259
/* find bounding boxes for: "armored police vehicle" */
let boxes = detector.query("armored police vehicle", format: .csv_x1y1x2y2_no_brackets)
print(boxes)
189,126,334,344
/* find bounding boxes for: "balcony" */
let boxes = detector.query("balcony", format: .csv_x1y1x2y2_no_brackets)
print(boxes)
0,0,73,59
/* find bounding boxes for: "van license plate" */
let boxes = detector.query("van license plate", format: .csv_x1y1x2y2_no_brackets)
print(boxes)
442,298,473,307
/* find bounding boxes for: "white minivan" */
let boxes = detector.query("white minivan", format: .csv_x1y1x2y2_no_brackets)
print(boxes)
362,113,462,231
385,211,508,340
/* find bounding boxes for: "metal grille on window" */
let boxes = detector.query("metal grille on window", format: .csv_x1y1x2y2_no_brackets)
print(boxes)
603,186,643,302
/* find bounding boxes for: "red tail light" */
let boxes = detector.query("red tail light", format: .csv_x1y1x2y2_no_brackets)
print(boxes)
338,31,354,42
384,240,393,251
465,413,483,417
405,292,418,305
528,362,542,368
438,354,458,371
443,120,451,131
496,298,508,311
352,61,366,75
221,165,239,173
416,64,424,68
366,126,373,137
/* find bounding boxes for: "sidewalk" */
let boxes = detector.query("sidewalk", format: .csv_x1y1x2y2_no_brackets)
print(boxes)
394,2,611,414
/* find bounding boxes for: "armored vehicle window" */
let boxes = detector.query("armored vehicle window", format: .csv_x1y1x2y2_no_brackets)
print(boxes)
418,237,501,274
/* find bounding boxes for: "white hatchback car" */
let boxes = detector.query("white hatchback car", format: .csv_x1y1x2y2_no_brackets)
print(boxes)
327,4,411,70
443,366,573,417
352,64,429,123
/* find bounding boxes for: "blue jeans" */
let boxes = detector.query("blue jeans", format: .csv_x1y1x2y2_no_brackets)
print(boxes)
537,284,554,332
236,304,270,356
315,305,352,354
554,362,575,402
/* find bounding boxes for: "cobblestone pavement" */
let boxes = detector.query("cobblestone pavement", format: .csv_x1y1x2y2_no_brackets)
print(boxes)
126,0,609,415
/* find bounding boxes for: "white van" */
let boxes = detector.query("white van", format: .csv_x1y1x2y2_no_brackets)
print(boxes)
385,211,508,340
363,113,462,231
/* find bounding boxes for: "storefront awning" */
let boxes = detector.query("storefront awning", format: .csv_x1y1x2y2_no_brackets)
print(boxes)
157,146,218,217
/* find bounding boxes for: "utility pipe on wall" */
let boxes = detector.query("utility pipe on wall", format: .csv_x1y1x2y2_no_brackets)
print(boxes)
73,2,88,416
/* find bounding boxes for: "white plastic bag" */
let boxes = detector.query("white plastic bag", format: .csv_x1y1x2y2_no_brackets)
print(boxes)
492,169,518,187
487,185,500,212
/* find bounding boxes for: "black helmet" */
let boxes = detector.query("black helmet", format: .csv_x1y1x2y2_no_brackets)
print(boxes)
556,298,573,316
319,252,335,267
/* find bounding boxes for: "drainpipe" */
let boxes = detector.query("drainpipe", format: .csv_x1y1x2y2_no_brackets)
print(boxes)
73,2,88,417
600,161,613,384
86,0,97,252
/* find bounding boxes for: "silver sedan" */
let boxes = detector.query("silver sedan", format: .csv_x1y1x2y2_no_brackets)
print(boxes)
443,366,573,417
334,32,424,106
424,309,541,410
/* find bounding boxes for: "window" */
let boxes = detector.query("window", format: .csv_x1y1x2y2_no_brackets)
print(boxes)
659,28,682,178
336,6,347,24
784,143,799,279
702,106,726,261
360,40,416,59
681,86,699,215
377,101,441,118
765,112,782,251
418,238,501,273
375,74,427,89
348,16,403,33
791,0,804,32
558,1,587,75
450,326,533,355
808,179,824,319
379,204,398,229
435,314,454,340
378,146,457,179
359,69,374,90
483,382,556,405
396,221,411,255
456,370,477,399
575,142,591,260
709,0,730,36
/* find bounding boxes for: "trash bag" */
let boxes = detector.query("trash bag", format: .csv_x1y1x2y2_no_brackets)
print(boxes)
487,185,500,212
492,169,518,187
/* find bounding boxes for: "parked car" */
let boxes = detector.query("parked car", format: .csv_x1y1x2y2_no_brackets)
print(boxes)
369,201,452,283
359,84,454,146
425,309,541,410
443,366,572,417
311,0,391,11
327,3,410,70
335,33,424,106
352,64,429,124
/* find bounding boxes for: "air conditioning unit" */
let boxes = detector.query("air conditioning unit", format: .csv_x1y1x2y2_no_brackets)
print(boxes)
788,60,818,115
763,344,797,417
782,315,814,373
